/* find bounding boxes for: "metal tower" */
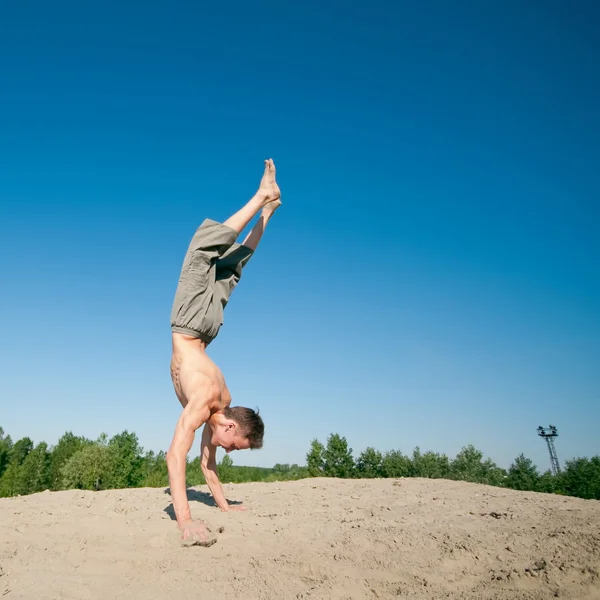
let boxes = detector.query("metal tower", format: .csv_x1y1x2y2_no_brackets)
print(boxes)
537,425,561,475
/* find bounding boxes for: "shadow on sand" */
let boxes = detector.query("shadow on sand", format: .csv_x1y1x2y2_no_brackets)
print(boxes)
163,488,243,520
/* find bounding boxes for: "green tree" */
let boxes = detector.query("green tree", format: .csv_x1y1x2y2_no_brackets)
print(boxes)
450,444,506,486
323,433,355,478
60,442,115,490
306,439,325,476
16,442,51,495
273,463,291,476
537,470,559,494
559,457,600,500
0,427,13,479
49,432,91,490
356,447,384,478
107,431,144,488
0,436,34,497
288,464,309,480
381,450,412,478
9,437,34,465
142,450,170,488
186,456,207,487
410,447,451,478
217,454,234,482
505,454,540,491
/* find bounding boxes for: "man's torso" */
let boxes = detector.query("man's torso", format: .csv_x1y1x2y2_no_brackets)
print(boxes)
170,334,231,414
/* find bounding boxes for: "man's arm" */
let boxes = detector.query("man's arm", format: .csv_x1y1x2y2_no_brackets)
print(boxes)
200,424,233,511
166,399,210,528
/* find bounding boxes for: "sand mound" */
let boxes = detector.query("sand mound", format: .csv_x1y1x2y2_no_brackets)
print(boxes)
1,478,599,599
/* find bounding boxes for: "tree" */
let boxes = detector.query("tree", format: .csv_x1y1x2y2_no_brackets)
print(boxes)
559,457,600,500
107,431,144,489
322,434,355,478
410,447,451,479
60,443,115,490
0,427,13,479
306,439,325,476
0,436,34,497
142,450,170,488
49,432,91,490
273,463,291,475
186,456,207,487
16,442,51,495
505,454,540,491
450,445,506,486
9,437,34,465
218,454,234,482
381,450,412,478
356,447,384,478
537,470,559,494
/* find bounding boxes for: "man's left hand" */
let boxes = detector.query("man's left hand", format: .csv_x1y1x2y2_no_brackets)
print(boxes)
222,504,247,512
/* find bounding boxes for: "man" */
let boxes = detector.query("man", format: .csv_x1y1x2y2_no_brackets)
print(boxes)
166,159,281,543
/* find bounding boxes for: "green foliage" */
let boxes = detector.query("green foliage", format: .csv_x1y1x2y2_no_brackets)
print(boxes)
537,470,559,494
356,447,384,478
322,434,355,478
505,454,540,491
16,442,51,495
50,432,92,491
306,439,325,476
107,431,144,488
0,425,598,503
559,457,600,500
217,454,234,482
60,431,146,491
186,456,207,487
0,427,13,479
10,437,34,465
267,463,309,482
411,447,451,479
450,444,506,486
0,436,34,497
381,450,412,477
61,442,115,490
142,450,170,488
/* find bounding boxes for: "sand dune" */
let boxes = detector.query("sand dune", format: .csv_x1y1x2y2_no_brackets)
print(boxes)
1,477,599,599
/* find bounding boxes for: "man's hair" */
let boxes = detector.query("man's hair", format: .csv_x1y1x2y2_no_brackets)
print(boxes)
223,406,264,449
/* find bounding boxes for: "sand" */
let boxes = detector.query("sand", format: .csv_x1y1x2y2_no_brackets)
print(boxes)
1,477,599,599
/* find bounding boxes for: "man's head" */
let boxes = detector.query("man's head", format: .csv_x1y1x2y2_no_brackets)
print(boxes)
211,407,264,453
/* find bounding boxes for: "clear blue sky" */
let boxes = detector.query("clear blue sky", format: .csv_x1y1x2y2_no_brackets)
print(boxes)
1,0,598,472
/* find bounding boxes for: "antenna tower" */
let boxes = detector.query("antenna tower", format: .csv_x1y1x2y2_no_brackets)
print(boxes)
537,425,561,475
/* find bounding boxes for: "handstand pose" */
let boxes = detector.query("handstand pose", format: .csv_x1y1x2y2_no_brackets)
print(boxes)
166,159,281,542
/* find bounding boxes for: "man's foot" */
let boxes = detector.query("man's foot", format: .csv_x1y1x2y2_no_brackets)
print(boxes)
262,198,281,219
257,159,281,204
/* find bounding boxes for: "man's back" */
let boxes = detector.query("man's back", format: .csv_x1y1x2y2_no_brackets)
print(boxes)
170,333,230,411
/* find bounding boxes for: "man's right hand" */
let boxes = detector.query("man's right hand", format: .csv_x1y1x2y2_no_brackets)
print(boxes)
179,519,214,545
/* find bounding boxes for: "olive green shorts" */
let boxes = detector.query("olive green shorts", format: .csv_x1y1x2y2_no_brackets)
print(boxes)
170,219,253,344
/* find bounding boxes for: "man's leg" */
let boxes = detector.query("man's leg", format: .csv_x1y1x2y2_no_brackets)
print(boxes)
222,159,280,234
170,217,240,342
171,159,281,342
238,197,281,251
213,182,281,311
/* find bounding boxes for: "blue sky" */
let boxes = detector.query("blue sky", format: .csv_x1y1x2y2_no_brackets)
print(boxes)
1,0,598,472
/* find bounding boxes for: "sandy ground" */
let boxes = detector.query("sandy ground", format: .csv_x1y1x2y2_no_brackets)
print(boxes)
1,477,599,600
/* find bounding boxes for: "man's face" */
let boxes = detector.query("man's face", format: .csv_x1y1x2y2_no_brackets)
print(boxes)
212,421,251,453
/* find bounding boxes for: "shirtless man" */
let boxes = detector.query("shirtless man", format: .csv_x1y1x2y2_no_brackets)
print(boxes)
166,159,281,543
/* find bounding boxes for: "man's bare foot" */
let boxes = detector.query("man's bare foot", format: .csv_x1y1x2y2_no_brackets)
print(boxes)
257,159,281,204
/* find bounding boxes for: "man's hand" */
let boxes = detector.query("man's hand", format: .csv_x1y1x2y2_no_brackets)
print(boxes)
180,519,216,546
222,504,248,513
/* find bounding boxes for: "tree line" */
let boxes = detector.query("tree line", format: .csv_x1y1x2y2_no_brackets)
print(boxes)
0,427,598,501
306,434,600,500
